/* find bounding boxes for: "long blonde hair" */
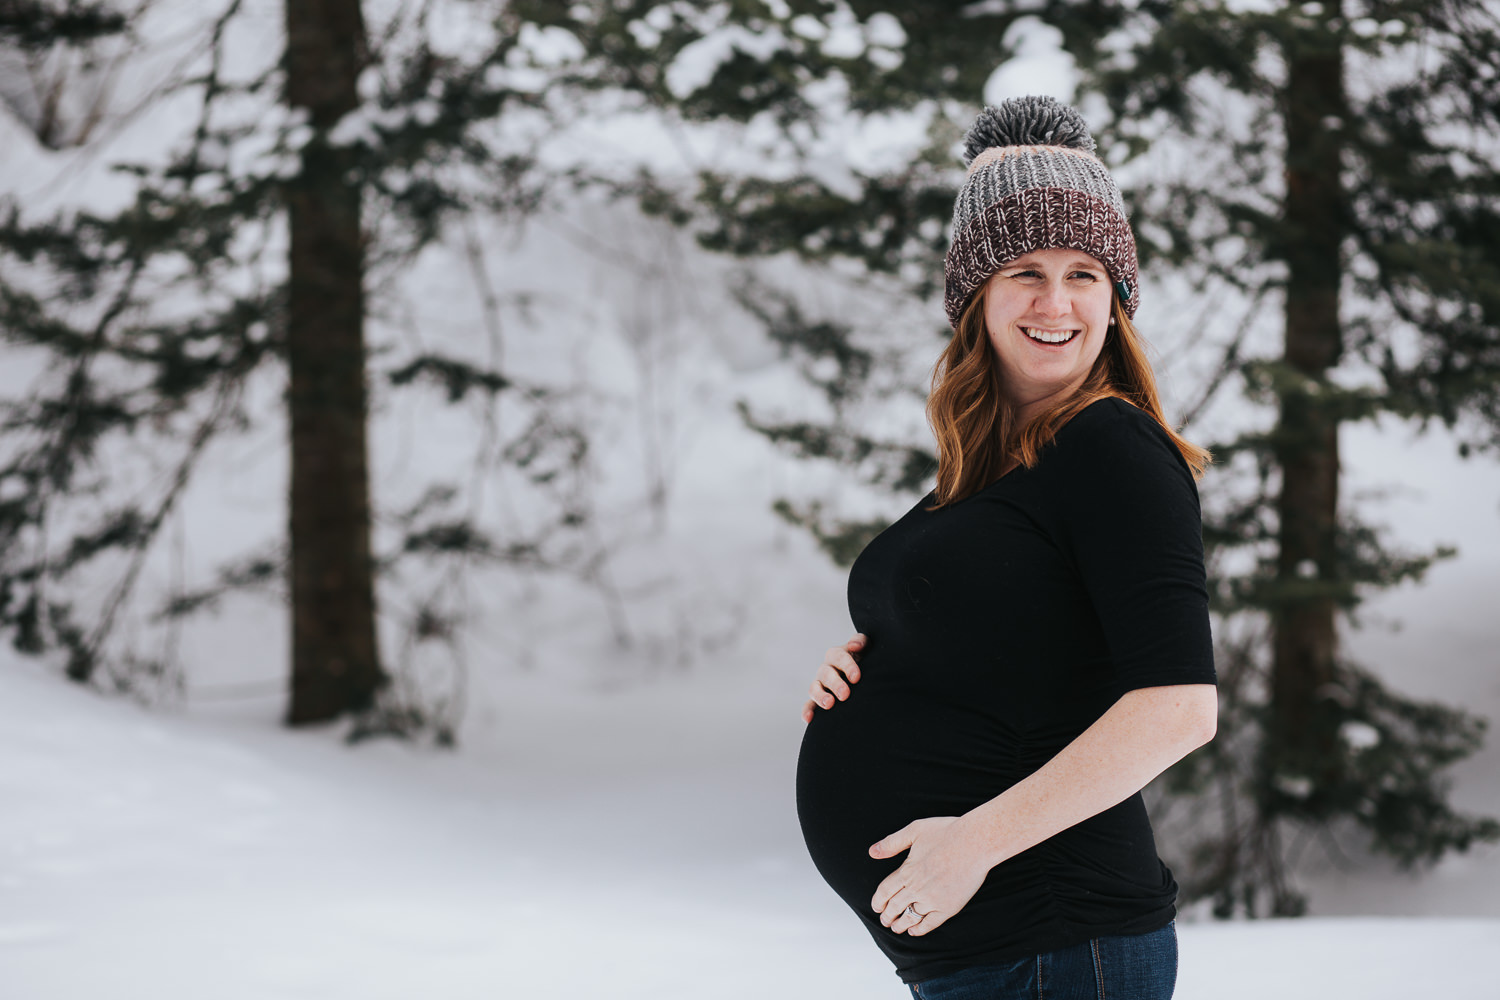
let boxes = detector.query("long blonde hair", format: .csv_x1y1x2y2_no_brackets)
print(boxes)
926,285,1209,507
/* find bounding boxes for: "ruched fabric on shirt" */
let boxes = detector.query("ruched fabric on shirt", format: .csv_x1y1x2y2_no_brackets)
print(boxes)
795,396,1217,984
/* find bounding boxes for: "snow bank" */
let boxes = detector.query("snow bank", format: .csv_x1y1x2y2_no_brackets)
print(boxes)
2,653,1496,1000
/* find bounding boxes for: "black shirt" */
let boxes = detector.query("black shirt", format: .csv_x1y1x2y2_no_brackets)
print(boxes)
795,396,1216,984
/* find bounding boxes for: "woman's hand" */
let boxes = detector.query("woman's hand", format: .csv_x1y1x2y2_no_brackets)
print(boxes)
801,633,866,723
869,815,991,936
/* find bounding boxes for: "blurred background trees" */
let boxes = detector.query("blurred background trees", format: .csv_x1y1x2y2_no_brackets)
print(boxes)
1,0,1496,914
0,0,600,736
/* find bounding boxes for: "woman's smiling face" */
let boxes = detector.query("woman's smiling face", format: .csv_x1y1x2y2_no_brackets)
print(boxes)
982,248,1113,421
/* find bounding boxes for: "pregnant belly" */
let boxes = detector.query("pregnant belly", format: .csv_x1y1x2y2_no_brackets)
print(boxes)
794,679,1022,912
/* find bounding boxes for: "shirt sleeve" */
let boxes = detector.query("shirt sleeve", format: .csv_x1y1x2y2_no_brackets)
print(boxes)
1050,401,1217,694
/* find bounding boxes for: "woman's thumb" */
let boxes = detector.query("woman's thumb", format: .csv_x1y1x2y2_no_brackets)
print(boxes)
869,824,914,859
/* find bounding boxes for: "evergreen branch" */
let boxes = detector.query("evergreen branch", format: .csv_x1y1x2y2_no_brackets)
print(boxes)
1177,286,1270,433
738,401,935,495
386,353,511,402
70,372,242,681
771,499,890,569
151,545,284,621
0,0,129,50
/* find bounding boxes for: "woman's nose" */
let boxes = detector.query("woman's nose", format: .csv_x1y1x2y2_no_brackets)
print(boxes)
1034,280,1070,318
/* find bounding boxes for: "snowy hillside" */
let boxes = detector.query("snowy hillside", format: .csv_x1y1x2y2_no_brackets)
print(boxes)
3,647,1498,999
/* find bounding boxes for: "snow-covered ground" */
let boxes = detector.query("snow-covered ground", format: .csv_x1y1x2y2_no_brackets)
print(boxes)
4,626,1498,1000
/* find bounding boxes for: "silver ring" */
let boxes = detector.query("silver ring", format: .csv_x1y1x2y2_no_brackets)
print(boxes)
903,903,921,920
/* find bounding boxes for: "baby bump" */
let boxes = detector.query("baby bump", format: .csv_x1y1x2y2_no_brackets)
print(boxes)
795,679,1022,910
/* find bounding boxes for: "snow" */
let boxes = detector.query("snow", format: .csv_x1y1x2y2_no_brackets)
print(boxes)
1339,720,1381,751
666,24,790,100
516,23,587,67
3,647,1498,999
864,13,908,51
4,3,1500,996
985,16,1079,106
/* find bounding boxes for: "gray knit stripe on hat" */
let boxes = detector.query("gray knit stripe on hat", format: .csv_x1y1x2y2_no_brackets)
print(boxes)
943,97,1139,328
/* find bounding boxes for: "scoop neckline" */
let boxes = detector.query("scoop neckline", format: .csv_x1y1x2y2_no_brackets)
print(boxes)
964,396,1127,498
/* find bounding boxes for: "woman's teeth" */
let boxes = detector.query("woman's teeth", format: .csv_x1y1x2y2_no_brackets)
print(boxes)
1022,327,1079,345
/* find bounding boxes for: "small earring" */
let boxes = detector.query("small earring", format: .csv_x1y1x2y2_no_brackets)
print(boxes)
1108,316,1117,326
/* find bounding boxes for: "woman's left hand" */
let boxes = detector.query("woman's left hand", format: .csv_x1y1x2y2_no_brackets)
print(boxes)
869,815,992,936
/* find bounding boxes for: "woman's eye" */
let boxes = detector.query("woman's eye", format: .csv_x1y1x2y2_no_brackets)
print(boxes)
1070,271,1099,281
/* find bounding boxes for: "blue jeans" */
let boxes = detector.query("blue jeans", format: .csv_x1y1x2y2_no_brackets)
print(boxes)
907,921,1177,1000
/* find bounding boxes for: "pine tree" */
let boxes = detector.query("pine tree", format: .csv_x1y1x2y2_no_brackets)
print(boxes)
0,0,129,148
281,0,384,723
1089,0,1500,915
0,1,611,732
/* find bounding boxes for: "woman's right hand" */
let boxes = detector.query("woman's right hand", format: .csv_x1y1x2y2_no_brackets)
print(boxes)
801,633,866,723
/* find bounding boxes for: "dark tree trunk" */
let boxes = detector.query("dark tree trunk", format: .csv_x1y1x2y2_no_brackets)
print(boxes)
1269,9,1345,786
282,0,385,724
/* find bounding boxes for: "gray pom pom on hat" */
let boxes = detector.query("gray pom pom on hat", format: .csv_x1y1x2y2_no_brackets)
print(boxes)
962,95,1096,165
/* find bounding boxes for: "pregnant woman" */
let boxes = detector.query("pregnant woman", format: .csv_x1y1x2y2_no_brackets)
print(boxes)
795,96,1219,1000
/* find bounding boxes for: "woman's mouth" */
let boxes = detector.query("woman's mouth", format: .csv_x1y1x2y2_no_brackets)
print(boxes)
1021,327,1080,346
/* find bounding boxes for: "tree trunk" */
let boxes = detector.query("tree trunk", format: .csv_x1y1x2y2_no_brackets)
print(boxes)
282,0,385,724
1269,9,1345,786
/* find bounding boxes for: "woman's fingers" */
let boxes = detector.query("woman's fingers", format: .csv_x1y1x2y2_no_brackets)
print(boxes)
908,909,945,935
806,634,868,717
888,901,928,935
817,664,853,701
823,647,862,685
842,634,866,670
877,885,921,929
876,895,948,936
870,850,915,912
893,904,947,936
874,879,947,935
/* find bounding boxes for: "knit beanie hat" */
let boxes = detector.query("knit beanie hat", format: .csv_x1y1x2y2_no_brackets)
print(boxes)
944,96,1139,329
